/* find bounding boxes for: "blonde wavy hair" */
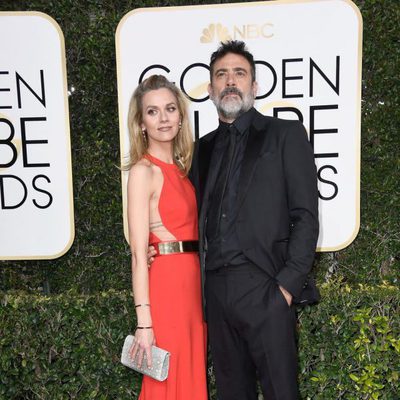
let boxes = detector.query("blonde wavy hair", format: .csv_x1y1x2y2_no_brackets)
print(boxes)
124,75,194,175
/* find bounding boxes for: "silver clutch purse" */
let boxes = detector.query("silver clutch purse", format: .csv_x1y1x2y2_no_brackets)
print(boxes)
121,335,170,382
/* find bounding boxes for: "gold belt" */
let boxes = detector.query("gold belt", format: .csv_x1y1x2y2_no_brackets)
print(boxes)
153,240,199,255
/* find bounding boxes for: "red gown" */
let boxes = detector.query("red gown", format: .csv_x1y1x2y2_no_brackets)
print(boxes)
138,154,207,400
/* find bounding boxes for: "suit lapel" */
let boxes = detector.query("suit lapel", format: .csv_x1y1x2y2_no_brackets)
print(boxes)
198,111,271,220
236,118,270,209
199,133,223,219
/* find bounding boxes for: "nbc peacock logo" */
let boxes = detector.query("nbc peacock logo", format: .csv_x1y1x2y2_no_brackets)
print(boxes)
200,22,274,43
200,23,232,43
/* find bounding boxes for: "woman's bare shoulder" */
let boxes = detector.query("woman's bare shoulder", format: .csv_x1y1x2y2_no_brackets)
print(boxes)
130,157,154,174
128,158,154,185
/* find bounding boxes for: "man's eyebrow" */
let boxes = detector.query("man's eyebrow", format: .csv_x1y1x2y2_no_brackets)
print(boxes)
214,67,228,74
214,67,247,74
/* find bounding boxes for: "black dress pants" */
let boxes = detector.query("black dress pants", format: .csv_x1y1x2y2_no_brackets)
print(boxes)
205,263,299,400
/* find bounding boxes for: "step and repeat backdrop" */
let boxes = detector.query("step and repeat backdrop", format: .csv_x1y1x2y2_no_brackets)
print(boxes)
116,0,362,252
0,0,362,260
0,12,74,260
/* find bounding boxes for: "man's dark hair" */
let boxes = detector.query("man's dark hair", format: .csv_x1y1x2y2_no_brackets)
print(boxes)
209,40,256,82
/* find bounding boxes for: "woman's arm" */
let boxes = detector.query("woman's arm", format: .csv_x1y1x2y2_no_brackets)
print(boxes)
127,162,155,368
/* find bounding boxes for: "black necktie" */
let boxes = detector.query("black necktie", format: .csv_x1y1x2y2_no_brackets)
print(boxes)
207,125,237,240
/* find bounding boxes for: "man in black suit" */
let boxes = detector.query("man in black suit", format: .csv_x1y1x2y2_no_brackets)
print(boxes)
193,41,319,400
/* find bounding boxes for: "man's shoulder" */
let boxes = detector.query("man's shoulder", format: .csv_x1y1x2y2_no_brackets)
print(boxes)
253,110,303,131
197,110,304,143
199,128,218,144
252,111,309,151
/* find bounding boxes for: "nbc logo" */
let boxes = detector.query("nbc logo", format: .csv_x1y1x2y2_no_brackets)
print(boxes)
200,23,232,43
200,22,274,43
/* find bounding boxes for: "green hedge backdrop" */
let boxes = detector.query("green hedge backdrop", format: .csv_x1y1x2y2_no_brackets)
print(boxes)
0,0,399,399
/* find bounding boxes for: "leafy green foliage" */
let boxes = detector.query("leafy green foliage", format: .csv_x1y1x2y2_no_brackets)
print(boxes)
298,283,399,399
1,286,398,399
0,0,398,292
0,290,141,399
0,0,399,398
315,0,400,287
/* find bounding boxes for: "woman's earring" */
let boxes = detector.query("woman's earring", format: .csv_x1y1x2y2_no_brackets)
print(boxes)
142,128,147,143
178,121,182,130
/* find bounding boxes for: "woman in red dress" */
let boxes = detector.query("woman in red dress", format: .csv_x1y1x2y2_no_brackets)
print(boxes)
126,75,207,400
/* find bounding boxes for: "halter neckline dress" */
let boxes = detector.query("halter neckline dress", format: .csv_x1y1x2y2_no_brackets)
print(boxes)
138,153,207,400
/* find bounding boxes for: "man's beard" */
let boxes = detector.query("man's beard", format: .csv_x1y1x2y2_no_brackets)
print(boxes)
211,87,255,121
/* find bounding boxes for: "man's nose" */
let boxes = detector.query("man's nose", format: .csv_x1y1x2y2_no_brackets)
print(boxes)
226,72,236,86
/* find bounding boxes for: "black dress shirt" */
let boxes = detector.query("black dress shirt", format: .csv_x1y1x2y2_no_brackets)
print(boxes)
206,107,256,270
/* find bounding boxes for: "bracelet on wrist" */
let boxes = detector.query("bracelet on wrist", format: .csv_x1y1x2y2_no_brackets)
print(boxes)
136,326,153,330
135,303,150,308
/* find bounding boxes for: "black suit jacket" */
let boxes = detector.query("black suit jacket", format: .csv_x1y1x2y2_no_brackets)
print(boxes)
191,110,319,312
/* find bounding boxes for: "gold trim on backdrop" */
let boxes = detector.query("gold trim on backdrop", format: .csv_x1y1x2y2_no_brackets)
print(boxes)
0,11,75,260
316,0,363,252
116,0,363,252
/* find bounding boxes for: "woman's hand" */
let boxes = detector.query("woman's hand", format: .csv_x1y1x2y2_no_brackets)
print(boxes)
147,245,157,267
129,328,155,368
